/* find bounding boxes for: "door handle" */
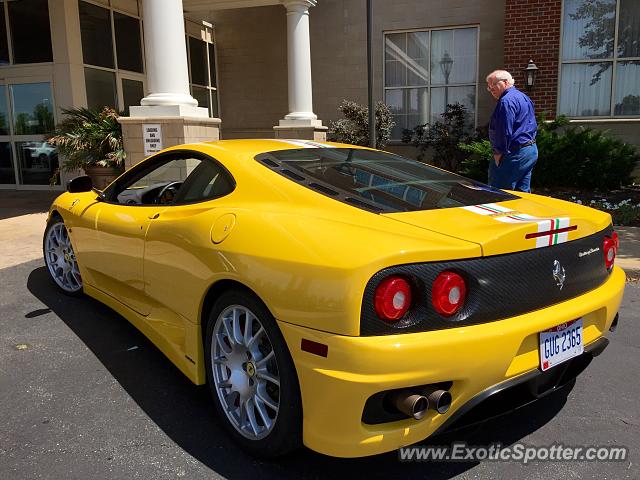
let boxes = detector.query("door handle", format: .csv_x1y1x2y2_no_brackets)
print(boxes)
148,213,160,219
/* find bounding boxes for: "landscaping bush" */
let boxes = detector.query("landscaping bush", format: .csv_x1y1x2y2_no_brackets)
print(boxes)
458,138,491,181
328,100,394,149
47,107,126,172
534,118,638,190
458,114,639,190
402,103,473,172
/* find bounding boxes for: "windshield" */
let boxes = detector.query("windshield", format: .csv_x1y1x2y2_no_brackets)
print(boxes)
255,148,517,213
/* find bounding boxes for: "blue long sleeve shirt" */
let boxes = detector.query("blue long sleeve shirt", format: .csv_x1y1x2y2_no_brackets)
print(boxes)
488,87,537,156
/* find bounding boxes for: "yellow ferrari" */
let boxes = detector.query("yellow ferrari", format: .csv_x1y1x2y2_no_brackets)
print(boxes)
44,139,625,458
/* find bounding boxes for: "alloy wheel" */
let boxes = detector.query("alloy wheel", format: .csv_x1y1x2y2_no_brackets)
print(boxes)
44,222,82,293
211,305,280,440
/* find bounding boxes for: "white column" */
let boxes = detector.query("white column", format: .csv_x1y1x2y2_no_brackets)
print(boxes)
131,0,208,117
279,0,321,126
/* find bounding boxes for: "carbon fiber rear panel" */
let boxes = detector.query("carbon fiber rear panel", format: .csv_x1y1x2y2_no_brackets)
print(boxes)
360,227,613,336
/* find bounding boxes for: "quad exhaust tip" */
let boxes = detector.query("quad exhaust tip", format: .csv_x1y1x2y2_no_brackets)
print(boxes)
422,386,453,414
390,386,453,419
390,391,429,420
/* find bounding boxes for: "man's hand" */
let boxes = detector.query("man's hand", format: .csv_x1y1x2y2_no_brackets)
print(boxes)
493,153,502,166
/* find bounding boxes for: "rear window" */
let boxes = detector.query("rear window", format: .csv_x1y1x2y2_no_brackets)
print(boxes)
255,148,517,213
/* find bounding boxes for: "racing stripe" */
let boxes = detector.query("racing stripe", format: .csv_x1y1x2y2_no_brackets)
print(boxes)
270,139,335,149
549,218,558,246
556,217,571,244
464,204,572,249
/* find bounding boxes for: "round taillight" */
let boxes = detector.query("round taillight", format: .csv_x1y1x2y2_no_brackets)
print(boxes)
432,271,467,317
374,276,412,322
612,231,619,251
603,235,616,270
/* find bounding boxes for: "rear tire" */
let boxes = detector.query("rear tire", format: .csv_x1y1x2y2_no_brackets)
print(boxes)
43,217,83,296
204,289,302,458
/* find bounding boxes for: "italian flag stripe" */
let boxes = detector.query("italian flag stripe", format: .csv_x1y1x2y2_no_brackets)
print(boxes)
462,204,572,249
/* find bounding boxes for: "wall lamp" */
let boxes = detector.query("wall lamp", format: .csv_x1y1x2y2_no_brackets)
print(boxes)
524,59,539,90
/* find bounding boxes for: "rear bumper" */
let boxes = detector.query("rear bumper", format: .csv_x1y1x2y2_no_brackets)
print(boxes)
433,335,609,436
277,265,625,458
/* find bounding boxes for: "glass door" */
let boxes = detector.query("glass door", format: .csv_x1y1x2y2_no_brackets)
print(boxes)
0,81,58,188
0,85,14,184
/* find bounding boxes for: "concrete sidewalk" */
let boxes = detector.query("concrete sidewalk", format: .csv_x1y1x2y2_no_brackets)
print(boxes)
1,189,639,274
617,227,640,274
0,190,59,269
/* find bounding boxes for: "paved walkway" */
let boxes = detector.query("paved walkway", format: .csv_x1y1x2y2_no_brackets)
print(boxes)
1,189,638,273
0,191,59,269
617,227,640,274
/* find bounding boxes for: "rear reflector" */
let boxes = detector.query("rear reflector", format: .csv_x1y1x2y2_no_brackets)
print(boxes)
301,339,328,357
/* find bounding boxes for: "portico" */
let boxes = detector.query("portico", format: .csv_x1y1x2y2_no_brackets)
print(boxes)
118,0,325,168
185,0,325,138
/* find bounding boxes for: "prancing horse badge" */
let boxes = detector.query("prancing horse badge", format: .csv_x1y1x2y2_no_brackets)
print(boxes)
553,260,566,290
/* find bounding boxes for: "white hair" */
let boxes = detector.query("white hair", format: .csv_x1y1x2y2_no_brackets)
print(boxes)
486,70,515,86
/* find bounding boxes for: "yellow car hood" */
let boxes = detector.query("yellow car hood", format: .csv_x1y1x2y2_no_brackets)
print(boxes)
383,193,612,257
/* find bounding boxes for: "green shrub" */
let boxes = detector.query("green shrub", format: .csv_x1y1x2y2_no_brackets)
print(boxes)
402,103,473,172
46,107,125,172
534,120,638,190
588,199,640,226
610,203,640,226
328,100,394,149
458,139,491,182
457,113,639,190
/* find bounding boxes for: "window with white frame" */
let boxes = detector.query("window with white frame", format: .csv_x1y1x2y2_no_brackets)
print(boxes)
560,0,640,117
79,0,145,114
384,27,478,140
186,21,219,118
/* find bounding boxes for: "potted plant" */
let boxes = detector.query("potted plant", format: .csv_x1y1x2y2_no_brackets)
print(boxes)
47,107,125,190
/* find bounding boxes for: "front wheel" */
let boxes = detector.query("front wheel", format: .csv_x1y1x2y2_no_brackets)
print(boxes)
43,218,83,296
204,289,302,458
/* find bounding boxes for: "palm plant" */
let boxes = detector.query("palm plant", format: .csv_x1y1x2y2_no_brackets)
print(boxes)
46,107,125,172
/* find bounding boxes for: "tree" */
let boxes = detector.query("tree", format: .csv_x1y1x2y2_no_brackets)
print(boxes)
614,95,640,116
14,112,30,135
34,103,55,134
402,103,472,172
570,0,637,85
328,100,394,149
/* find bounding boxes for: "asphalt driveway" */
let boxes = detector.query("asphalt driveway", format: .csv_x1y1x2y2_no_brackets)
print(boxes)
1,256,638,479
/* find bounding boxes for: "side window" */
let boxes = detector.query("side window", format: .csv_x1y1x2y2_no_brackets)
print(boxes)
113,156,203,205
174,158,234,203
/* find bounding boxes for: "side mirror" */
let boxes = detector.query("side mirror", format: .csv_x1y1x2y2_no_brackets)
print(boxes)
66,175,93,193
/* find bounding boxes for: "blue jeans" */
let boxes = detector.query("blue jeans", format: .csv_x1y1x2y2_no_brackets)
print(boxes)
489,144,538,193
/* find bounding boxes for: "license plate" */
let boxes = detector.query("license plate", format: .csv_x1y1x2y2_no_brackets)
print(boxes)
539,318,584,371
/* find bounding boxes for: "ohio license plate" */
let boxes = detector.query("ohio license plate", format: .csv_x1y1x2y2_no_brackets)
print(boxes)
539,318,584,371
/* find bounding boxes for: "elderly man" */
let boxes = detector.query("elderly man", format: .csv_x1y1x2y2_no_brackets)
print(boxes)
486,70,538,192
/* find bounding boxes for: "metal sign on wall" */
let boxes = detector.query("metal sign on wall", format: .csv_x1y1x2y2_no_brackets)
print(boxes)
143,124,163,156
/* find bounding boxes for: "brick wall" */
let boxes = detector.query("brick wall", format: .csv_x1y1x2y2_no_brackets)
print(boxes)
504,0,562,117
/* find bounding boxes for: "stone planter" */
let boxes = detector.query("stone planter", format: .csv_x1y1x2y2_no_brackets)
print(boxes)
83,166,122,190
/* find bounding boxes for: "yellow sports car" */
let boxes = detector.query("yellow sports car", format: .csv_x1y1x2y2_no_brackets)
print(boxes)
44,139,624,458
